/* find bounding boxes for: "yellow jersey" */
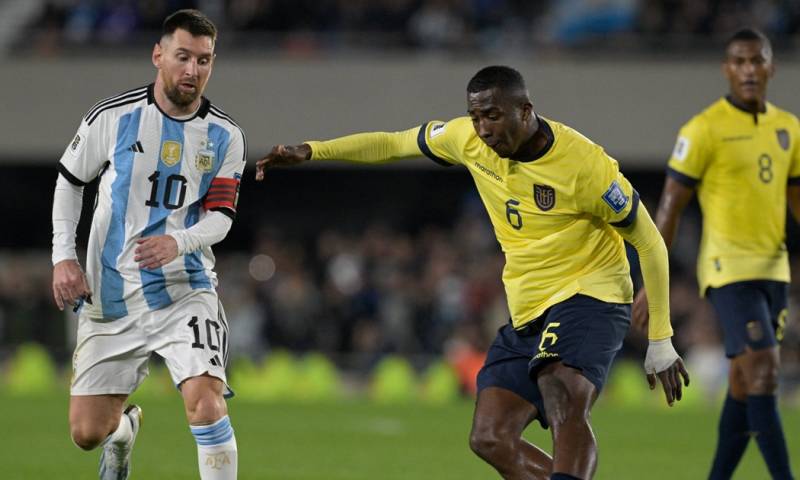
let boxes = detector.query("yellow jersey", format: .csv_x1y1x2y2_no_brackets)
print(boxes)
419,116,639,328
668,98,800,294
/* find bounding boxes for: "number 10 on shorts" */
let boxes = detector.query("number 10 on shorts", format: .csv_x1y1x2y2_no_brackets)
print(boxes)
188,316,224,353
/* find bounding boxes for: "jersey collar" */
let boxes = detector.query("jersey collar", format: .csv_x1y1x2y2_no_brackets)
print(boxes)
723,95,770,124
513,114,554,163
147,83,211,122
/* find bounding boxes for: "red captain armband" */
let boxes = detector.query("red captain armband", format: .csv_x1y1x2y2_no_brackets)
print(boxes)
203,177,240,218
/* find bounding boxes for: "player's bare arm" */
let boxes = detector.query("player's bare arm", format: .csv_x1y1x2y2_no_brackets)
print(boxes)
52,259,91,311
632,177,695,332
787,184,800,223
254,144,311,181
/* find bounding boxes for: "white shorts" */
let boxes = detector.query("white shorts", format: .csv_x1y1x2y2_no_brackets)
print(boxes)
71,289,233,397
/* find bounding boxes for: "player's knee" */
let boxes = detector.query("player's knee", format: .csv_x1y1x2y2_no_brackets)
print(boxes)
468,426,506,462
70,422,107,451
185,391,226,424
742,350,780,394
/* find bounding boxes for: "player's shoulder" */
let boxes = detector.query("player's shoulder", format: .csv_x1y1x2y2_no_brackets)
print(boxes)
682,98,726,132
82,84,150,126
767,102,800,128
205,101,246,139
427,116,473,139
547,117,605,161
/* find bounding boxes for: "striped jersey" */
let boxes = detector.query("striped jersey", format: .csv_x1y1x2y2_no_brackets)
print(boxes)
57,84,246,320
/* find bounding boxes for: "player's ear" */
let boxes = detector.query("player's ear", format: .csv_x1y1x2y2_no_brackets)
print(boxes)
152,41,162,68
521,102,533,122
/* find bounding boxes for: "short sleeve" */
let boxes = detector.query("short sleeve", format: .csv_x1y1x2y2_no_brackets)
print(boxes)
57,117,108,186
666,116,711,187
416,118,468,167
578,147,640,228
203,127,246,219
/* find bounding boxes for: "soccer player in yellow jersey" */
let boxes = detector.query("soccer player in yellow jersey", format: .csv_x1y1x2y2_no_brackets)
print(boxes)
634,29,798,479
256,66,689,480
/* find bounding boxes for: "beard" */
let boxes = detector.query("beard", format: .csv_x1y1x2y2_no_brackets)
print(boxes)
163,80,200,108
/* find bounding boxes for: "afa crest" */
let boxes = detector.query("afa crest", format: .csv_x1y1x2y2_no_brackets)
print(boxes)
196,150,215,173
160,140,182,166
533,184,555,211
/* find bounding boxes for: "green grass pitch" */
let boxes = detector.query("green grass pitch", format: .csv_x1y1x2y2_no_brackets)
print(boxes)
1,393,798,479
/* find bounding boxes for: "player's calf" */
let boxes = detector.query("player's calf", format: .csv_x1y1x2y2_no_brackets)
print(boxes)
182,375,237,479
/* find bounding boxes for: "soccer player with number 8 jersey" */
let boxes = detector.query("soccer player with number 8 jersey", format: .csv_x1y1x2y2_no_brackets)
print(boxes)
51,9,244,480
634,28,798,480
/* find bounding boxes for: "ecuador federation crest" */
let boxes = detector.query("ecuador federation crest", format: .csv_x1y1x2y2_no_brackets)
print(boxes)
533,184,555,211
776,129,790,151
160,140,182,166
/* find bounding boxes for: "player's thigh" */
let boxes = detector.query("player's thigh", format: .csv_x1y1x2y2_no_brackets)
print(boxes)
70,394,128,427
707,281,780,359
476,324,548,430
472,387,540,439
151,290,233,397
537,362,597,427
71,311,150,397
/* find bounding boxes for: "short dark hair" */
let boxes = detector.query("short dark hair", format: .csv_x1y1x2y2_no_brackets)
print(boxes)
162,9,217,42
725,28,772,58
467,66,527,95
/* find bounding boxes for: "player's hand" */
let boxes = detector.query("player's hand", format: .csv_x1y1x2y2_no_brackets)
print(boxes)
135,235,179,270
254,144,311,181
644,338,690,406
52,259,91,311
632,289,649,333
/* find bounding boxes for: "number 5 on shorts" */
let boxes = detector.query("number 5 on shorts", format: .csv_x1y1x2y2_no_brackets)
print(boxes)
539,322,560,352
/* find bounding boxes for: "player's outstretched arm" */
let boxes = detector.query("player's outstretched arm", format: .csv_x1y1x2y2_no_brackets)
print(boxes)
255,127,423,182
631,177,695,332
616,203,690,406
255,144,311,181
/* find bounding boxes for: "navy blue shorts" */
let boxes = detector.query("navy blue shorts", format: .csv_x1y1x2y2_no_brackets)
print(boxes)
476,294,630,429
707,280,788,358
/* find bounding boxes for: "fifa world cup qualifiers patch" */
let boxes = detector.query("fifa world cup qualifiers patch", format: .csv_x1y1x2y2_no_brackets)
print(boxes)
672,136,690,162
71,134,82,152
68,133,85,157
204,177,240,214
602,180,629,213
429,122,446,138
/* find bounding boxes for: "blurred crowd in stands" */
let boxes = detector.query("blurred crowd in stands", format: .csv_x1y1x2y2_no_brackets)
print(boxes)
1,194,800,400
22,0,800,56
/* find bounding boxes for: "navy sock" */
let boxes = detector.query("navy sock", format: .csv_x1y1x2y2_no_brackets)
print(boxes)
748,395,794,480
709,394,750,479
551,474,581,480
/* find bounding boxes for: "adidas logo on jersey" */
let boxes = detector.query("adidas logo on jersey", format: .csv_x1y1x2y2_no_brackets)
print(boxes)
129,140,144,153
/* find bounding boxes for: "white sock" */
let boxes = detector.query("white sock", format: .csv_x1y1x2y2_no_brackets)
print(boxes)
101,413,133,448
191,415,238,479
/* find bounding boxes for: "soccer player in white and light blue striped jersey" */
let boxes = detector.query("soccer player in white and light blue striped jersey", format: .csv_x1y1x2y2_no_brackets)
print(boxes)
51,10,243,480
